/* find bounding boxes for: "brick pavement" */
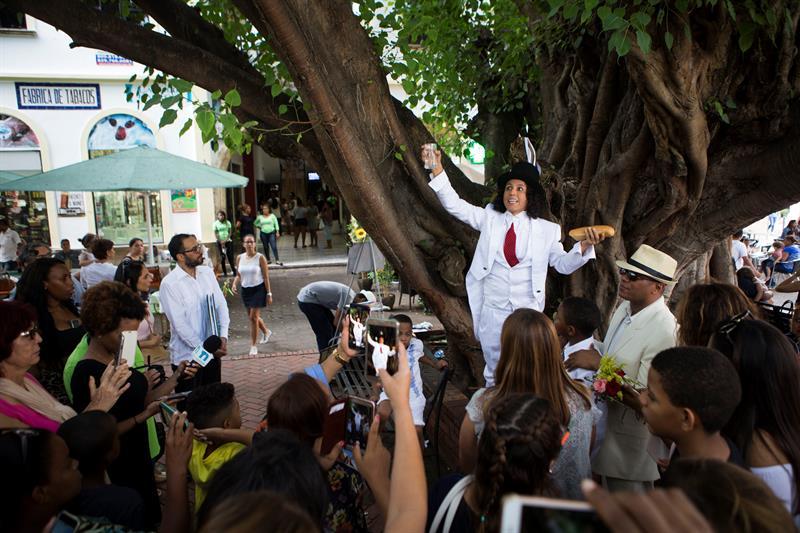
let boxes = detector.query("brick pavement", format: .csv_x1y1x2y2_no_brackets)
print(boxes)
222,350,319,428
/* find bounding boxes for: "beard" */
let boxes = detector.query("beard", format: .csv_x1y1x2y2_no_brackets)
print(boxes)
185,255,204,268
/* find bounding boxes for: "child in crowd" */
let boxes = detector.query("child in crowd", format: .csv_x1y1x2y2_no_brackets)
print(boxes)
554,296,602,387
376,314,447,444
185,382,246,510
57,411,146,530
640,347,744,476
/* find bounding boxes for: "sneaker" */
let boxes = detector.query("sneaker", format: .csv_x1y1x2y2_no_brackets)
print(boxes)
249,345,258,356
259,329,273,344
276,261,284,266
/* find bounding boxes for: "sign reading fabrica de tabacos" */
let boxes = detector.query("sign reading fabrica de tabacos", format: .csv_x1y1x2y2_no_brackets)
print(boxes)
15,82,101,110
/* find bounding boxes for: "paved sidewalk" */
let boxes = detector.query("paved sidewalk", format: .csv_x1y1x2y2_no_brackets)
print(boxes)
222,350,319,428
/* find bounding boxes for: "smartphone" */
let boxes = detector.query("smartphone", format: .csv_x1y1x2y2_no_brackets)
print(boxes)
344,397,375,450
320,397,376,454
366,318,399,375
500,495,609,533
115,330,138,366
348,304,370,350
161,391,191,402
320,398,347,455
159,401,189,430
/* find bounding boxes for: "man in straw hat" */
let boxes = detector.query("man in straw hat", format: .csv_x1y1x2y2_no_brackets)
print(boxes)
567,244,678,491
424,147,605,386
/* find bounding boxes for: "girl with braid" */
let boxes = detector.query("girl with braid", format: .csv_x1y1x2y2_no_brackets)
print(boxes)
427,394,562,532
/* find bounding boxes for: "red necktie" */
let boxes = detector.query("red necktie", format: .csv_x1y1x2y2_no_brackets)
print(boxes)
504,223,519,267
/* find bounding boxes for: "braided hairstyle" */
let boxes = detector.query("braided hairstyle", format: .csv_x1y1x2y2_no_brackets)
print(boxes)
472,393,562,533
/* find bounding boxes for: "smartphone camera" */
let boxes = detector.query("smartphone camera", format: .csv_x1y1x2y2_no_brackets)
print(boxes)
366,318,399,375
345,398,375,449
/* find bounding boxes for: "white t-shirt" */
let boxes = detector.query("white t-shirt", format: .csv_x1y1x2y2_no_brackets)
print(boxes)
80,261,117,289
0,229,21,262
379,337,426,425
731,239,748,270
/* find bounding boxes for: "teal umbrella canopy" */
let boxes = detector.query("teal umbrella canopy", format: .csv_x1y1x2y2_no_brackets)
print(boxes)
0,171,22,183
0,146,247,191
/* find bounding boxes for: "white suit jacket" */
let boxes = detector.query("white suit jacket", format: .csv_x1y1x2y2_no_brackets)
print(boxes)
592,298,677,481
429,171,594,339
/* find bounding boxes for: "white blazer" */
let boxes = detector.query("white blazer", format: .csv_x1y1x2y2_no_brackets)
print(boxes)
592,298,677,481
429,171,594,339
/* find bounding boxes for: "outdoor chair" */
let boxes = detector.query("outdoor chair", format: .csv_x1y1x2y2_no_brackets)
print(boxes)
423,366,452,478
757,300,794,334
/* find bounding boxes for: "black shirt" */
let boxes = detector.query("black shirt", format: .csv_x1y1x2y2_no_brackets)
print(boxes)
67,484,146,530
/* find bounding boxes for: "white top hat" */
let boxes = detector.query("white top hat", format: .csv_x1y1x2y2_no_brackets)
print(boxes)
616,244,678,284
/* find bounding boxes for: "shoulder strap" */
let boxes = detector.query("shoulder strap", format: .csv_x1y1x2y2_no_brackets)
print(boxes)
429,475,473,533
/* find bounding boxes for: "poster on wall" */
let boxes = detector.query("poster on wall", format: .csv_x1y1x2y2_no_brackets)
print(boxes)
88,114,156,156
15,82,101,110
0,114,40,148
57,192,86,216
171,189,197,213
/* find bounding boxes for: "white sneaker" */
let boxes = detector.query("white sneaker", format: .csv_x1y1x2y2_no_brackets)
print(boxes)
259,329,273,344
249,345,258,356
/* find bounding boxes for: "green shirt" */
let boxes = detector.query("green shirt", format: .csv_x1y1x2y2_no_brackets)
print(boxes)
255,213,279,234
213,220,232,241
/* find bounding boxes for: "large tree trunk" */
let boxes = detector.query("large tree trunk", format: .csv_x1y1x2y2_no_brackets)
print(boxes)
11,0,800,383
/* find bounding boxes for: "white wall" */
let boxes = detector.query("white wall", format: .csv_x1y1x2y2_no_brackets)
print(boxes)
0,17,221,247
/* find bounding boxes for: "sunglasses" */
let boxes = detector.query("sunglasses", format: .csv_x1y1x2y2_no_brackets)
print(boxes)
618,268,658,283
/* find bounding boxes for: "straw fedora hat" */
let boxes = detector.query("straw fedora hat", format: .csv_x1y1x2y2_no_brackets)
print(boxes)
616,244,677,285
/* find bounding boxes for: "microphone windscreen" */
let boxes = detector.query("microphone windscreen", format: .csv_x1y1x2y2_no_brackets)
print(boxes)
203,335,222,353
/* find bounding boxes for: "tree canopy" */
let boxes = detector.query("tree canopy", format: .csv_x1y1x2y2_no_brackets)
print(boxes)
8,0,800,385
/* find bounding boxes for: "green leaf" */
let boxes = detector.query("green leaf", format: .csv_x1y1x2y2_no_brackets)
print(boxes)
159,109,178,128
724,0,736,19
211,90,222,100
128,74,137,83
224,89,241,107
278,104,288,115
676,0,689,13
196,110,215,137
270,84,282,98
218,113,238,131
617,33,632,56
142,95,161,111
160,95,181,108
630,11,651,29
394,151,403,161
179,118,193,137
636,30,652,54
169,79,193,93
664,31,674,50
738,21,755,52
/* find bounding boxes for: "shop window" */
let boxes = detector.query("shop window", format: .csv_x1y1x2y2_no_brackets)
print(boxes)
0,114,49,244
88,113,163,245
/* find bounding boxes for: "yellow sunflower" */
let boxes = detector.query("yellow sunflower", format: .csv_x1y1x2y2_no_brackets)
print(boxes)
354,228,367,240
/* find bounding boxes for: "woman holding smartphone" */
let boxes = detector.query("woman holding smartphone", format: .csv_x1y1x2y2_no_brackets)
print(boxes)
69,282,193,528
232,234,273,356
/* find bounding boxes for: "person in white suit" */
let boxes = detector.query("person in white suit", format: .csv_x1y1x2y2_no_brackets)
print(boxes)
426,148,603,385
566,244,678,492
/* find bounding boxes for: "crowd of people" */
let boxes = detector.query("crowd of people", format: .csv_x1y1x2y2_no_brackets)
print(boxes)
1,155,799,532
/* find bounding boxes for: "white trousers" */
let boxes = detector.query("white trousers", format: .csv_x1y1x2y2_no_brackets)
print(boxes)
477,302,536,386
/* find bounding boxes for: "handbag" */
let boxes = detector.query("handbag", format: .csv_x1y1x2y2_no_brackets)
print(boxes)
428,475,473,533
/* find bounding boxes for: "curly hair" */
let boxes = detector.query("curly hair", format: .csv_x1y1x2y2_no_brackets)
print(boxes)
80,281,145,337
675,283,757,347
473,393,562,533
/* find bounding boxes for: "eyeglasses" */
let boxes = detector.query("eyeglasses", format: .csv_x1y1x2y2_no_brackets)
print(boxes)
18,326,40,339
0,428,41,466
717,310,752,343
619,268,658,283
180,244,202,254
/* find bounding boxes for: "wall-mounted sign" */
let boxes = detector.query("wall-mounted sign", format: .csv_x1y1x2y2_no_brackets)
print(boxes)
57,192,86,216
15,82,101,110
95,53,133,65
171,189,197,213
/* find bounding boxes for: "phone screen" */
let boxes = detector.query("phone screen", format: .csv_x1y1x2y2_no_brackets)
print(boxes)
345,398,375,449
348,304,370,350
159,401,189,430
366,318,399,375
501,496,609,533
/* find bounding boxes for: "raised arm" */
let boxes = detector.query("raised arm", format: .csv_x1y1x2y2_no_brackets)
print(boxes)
426,148,488,232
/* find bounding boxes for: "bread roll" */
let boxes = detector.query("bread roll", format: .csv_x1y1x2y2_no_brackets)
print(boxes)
568,225,616,241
